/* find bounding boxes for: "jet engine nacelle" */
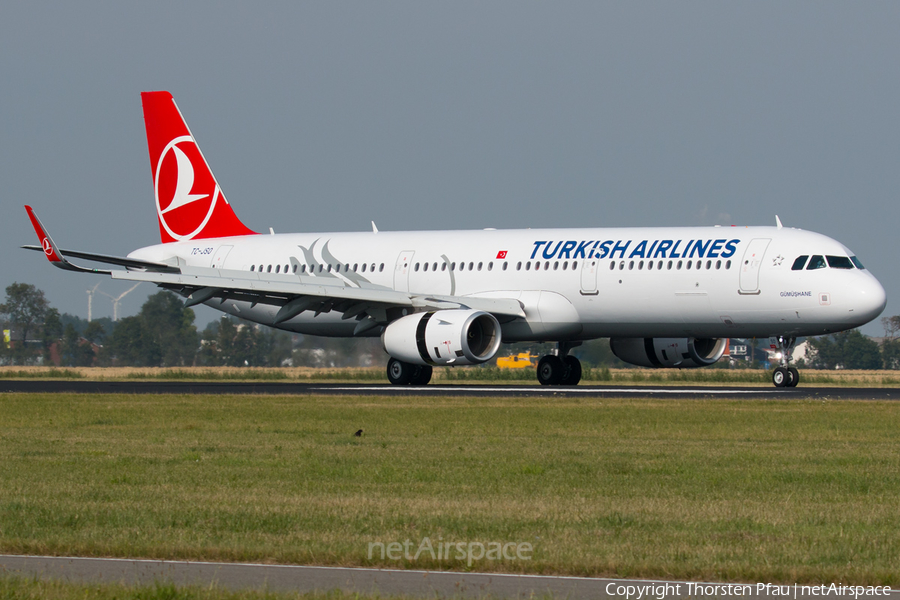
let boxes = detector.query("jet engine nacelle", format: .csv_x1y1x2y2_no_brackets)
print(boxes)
610,337,727,369
382,309,502,366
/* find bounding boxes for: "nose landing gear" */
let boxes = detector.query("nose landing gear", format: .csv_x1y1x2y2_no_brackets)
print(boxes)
771,336,800,388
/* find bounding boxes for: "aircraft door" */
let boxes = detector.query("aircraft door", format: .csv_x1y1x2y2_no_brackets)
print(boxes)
211,245,233,269
739,238,771,294
580,258,599,295
394,251,414,292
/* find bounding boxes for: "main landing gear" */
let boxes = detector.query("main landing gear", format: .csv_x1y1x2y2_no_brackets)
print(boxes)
536,342,582,386
386,358,433,385
771,336,800,388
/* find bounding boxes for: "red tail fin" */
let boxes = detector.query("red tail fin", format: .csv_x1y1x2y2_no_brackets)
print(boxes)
141,91,256,243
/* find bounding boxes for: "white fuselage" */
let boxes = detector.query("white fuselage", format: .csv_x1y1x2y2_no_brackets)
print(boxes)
129,225,886,342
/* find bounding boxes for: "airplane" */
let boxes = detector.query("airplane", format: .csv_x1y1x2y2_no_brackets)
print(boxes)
23,91,887,387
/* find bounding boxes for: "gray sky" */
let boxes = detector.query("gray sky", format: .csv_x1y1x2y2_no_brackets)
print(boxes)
2,2,898,335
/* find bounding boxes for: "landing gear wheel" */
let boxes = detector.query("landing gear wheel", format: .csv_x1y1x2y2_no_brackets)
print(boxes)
387,358,414,385
559,356,582,386
537,355,564,386
772,367,789,388
409,365,433,385
787,367,800,388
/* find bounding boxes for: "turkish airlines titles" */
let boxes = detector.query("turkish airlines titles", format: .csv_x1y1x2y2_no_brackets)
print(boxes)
529,238,741,261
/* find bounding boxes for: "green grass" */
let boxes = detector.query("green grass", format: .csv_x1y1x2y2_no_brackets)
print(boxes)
0,368,83,379
0,393,898,585
0,575,405,600
125,369,292,381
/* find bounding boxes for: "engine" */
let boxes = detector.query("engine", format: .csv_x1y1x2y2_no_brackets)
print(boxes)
610,337,727,369
382,309,502,366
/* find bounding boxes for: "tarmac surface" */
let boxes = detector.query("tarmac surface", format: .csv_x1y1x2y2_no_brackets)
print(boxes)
1,555,897,599
1,379,898,399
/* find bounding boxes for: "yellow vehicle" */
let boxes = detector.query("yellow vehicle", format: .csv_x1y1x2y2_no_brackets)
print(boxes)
496,353,537,369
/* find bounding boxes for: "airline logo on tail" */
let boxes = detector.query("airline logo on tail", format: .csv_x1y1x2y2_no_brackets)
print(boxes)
142,91,256,243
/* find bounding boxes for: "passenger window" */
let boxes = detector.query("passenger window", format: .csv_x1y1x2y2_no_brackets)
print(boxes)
609,261,615,270
806,255,826,270
647,261,653,271
572,261,577,269
517,262,522,271
469,262,474,271
554,261,559,270
716,260,721,270
628,260,634,270
502,262,508,271
726,260,731,269
478,262,483,271
361,263,367,272
639,260,644,270
250,265,255,271
267,265,272,273
686,260,692,269
526,262,531,271
293,265,298,273
442,263,447,271
379,263,384,272
826,256,854,269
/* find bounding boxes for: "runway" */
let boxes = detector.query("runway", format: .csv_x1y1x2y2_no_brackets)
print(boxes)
1,379,898,399
1,555,896,599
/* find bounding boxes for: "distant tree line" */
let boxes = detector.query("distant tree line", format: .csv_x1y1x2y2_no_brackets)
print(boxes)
2,282,899,370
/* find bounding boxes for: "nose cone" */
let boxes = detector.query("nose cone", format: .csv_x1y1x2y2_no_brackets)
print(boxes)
851,274,887,326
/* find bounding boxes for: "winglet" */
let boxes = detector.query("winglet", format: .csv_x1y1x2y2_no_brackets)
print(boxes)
25,205,65,264
23,205,110,274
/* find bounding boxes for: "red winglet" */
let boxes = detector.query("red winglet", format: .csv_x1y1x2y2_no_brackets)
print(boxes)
141,91,257,243
24,205,64,263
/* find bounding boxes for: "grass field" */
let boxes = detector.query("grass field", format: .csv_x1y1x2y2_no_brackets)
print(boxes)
0,392,898,586
1,365,899,386
0,576,373,600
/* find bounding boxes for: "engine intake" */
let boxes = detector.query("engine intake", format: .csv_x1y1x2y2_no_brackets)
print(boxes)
610,337,727,369
382,309,502,366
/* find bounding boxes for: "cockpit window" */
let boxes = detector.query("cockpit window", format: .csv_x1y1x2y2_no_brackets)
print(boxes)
850,256,865,270
791,256,808,271
806,255,827,270
826,256,854,269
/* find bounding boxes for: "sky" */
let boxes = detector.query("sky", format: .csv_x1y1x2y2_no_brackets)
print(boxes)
1,2,898,336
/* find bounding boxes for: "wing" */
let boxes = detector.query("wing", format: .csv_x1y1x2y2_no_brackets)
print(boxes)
24,206,524,335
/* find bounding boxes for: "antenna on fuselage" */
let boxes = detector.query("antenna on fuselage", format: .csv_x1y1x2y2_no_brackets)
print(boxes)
775,215,783,229
371,221,379,233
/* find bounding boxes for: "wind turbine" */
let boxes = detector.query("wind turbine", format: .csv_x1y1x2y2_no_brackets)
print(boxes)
86,282,101,322
99,284,141,322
